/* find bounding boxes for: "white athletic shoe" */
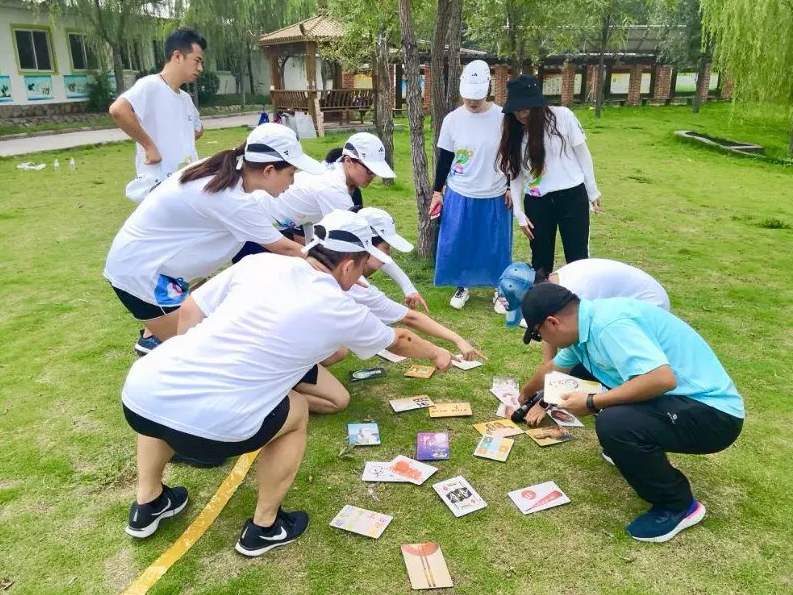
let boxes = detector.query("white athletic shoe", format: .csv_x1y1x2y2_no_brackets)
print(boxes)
493,290,508,315
519,318,528,329
450,287,469,310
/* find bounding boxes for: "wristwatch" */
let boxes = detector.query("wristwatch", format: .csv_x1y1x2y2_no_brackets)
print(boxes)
586,393,601,414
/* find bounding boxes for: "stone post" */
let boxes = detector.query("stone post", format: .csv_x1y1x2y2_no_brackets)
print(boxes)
626,64,643,105
653,64,673,102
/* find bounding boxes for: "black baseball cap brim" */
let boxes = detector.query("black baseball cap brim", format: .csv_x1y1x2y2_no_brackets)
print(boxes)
521,284,577,344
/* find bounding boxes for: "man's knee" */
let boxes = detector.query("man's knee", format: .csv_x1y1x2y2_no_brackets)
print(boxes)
595,406,635,447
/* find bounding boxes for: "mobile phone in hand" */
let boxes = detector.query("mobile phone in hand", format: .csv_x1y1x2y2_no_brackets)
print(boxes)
430,203,442,220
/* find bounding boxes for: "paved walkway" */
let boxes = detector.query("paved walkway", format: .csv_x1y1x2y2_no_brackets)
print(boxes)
0,114,257,157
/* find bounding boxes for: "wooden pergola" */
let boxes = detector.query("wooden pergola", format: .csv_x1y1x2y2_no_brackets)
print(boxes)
259,16,376,137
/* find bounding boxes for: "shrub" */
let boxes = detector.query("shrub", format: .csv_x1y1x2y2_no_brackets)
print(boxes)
86,70,116,113
197,70,220,104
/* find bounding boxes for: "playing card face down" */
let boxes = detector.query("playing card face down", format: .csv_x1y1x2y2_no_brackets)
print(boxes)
401,542,454,589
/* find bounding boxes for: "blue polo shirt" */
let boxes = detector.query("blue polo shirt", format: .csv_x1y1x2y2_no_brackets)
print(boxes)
553,298,744,419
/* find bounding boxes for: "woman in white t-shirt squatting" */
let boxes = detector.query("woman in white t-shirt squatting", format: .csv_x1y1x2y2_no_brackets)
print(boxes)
297,206,485,414
104,123,325,356
497,75,602,279
121,209,454,556
430,60,513,311
109,28,207,203
497,258,670,364
231,132,429,312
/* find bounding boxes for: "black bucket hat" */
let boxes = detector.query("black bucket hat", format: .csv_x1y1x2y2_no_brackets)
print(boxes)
502,75,547,114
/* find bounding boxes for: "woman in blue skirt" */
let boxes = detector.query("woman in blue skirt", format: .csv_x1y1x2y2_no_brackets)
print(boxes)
430,60,514,311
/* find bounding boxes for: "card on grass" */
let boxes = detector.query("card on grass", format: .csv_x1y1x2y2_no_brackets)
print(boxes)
433,476,487,517
362,461,409,482
543,371,604,406
547,407,584,427
508,481,570,514
428,402,473,418
472,419,524,437
378,349,407,363
390,395,434,412
401,543,454,589
330,504,393,539
416,432,450,461
348,422,381,446
474,434,514,462
405,365,436,379
525,422,574,446
389,455,438,485
452,356,483,371
496,403,516,419
490,376,521,409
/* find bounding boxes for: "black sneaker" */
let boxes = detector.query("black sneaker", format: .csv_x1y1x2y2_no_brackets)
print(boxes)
171,453,227,468
125,484,188,538
235,509,309,557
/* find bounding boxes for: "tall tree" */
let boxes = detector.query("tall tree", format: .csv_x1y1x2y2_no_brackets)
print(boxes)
399,0,434,257
701,0,793,154
51,0,172,93
429,0,462,166
656,0,710,113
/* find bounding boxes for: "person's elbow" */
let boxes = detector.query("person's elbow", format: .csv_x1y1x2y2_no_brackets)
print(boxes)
195,126,204,140
108,98,125,120
654,365,678,393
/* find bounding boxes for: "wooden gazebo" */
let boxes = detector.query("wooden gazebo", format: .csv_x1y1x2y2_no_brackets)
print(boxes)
259,16,376,137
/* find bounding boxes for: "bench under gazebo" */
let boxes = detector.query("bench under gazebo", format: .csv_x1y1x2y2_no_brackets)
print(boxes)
259,16,376,137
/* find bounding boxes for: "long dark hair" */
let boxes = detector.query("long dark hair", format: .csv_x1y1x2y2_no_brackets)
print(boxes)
497,107,565,179
180,142,291,193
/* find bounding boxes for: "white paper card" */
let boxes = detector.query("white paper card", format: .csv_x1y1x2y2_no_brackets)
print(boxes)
330,504,393,538
433,476,487,517
378,349,407,363
508,481,570,514
362,461,410,482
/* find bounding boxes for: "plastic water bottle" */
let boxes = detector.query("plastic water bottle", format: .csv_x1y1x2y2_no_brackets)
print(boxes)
69,158,76,171
53,159,59,170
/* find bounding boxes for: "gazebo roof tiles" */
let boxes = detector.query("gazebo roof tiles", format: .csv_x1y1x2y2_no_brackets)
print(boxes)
259,15,344,47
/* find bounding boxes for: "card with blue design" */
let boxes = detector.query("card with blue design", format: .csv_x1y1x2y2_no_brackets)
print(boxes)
416,432,449,461
348,422,381,446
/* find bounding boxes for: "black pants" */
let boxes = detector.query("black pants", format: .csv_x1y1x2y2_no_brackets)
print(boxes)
595,395,743,512
524,183,589,276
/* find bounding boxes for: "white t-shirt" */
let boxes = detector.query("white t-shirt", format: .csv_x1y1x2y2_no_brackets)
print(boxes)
122,255,395,441
120,74,201,179
348,280,409,325
520,106,588,197
555,259,670,311
104,174,283,305
265,164,353,231
437,104,507,198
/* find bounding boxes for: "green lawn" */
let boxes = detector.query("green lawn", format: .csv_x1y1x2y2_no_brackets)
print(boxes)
1,103,792,595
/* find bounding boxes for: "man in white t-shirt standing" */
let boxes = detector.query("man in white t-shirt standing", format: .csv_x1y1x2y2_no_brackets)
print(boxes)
120,209,453,556
498,258,670,362
109,28,206,201
429,60,513,312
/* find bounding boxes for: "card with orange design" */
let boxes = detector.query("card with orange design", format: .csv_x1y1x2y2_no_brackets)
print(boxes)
401,542,453,589
387,455,438,485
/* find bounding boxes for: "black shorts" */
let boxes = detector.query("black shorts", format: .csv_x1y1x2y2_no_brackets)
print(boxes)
297,364,319,386
111,284,180,321
123,397,290,459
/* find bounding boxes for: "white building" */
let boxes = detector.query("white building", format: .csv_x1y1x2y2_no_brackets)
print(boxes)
0,0,322,109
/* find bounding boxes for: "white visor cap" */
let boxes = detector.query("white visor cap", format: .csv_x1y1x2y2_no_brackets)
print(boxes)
459,60,492,100
302,209,393,265
341,132,397,179
242,123,325,175
358,207,413,253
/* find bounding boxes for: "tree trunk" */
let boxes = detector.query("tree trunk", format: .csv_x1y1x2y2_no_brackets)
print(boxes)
112,45,125,94
240,44,248,107
374,31,395,187
444,0,463,113
595,13,610,119
692,51,709,114
430,0,454,168
399,0,434,258
247,47,255,98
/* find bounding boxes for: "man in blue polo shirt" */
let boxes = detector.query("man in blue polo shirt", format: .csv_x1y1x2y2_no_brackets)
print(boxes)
515,283,744,543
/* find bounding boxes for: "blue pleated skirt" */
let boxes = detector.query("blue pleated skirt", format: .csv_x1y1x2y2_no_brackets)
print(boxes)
433,187,513,287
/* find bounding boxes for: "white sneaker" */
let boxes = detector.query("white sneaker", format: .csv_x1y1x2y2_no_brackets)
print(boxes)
519,318,528,329
450,287,469,309
601,449,615,466
493,290,508,315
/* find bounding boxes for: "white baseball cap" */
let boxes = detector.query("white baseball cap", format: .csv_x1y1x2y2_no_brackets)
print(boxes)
242,123,325,175
302,209,393,264
459,60,491,100
358,207,414,253
341,133,397,179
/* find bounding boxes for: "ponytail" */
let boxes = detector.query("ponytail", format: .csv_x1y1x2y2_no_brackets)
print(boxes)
180,142,245,193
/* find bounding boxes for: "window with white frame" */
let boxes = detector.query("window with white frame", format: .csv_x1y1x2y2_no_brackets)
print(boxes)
14,28,53,71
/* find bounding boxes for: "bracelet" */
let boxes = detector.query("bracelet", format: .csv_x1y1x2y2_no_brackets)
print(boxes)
586,393,600,414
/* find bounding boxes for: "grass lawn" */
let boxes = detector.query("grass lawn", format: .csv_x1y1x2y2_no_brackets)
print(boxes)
1,103,792,594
